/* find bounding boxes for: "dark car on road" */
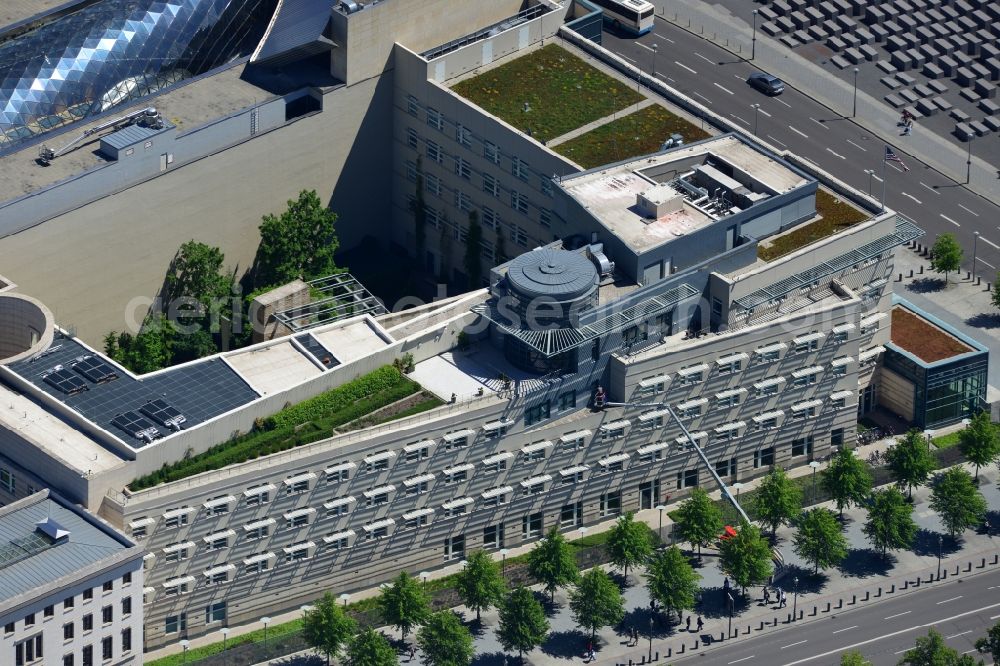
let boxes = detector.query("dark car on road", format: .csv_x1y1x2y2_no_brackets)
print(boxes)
747,72,785,95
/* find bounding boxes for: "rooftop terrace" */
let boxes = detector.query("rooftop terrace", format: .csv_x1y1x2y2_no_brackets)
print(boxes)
757,189,870,262
890,305,974,363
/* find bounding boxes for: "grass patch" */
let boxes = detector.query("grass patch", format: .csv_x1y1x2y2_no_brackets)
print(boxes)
146,619,304,666
451,43,643,143
130,367,422,490
932,432,961,449
757,189,868,262
890,307,973,363
554,104,711,169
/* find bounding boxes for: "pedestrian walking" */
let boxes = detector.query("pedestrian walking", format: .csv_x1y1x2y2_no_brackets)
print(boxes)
763,586,771,605
409,646,416,662
902,119,912,136
723,576,730,592
780,590,787,608
696,616,704,632
686,616,692,631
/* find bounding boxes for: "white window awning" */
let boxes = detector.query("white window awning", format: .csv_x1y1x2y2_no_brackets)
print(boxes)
639,374,670,388
831,356,854,367
637,441,670,455
793,332,825,344
483,419,514,431
676,397,708,411
162,541,195,554
243,552,276,566
830,390,855,401
753,410,785,423
715,387,747,400
675,431,707,444
559,430,592,443
520,441,553,455
243,483,277,497
716,352,749,365
859,346,885,362
362,485,396,498
599,453,631,466
323,530,355,543
638,408,670,422
323,496,356,509
403,473,436,487
754,376,785,390
832,322,855,334
163,576,195,589
441,496,475,510
142,586,155,595
283,541,316,553
481,486,513,499
203,496,235,510
600,419,630,431
284,472,317,486
482,451,515,466
444,463,475,475
162,506,196,520
443,429,475,442
792,365,824,378
362,519,394,533
402,508,435,521
678,363,709,377
791,399,824,412
559,464,590,477
756,342,787,355
203,563,235,578
143,552,156,562
203,529,235,543
860,312,888,327
242,518,276,532
403,440,436,453
715,421,746,433
520,474,552,488
283,507,316,521
325,462,356,476
363,451,396,465
129,517,155,529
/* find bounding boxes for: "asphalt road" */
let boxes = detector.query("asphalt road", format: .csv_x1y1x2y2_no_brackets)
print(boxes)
670,567,1000,665
602,20,1000,278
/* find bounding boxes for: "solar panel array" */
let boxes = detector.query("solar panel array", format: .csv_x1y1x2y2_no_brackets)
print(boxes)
111,411,161,443
140,399,186,430
43,367,88,395
71,355,119,384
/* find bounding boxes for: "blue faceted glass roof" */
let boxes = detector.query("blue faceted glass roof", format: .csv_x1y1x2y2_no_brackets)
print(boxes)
0,0,279,153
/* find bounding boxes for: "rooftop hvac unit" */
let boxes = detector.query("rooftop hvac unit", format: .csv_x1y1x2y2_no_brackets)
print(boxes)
587,244,615,279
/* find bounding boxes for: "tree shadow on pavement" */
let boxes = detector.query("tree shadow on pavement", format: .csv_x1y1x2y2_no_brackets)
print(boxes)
540,629,588,659
472,651,512,666
979,510,1000,536
910,529,961,557
619,606,679,640
777,564,829,595
695,586,752,619
965,313,1000,330
905,277,947,293
536,592,561,619
266,655,325,666
837,548,895,578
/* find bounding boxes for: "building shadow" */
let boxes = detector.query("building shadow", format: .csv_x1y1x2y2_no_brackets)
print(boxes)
540,629,589,659
965,313,1000,330
837,548,895,578
905,277,947,294
911,529,961,557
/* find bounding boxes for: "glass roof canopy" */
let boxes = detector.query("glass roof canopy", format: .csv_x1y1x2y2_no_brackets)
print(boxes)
0,0,279,153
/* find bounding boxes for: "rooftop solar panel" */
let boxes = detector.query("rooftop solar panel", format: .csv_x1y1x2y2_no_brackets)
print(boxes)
71,355,120,384
43,367,89,395
140,399,186,431
111,411,161,444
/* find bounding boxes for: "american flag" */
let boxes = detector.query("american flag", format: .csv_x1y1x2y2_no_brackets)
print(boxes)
884,146,909,171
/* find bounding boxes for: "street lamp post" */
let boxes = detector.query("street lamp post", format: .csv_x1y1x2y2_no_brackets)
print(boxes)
752,10,759,60
261,617,271,660
809,461,821,504
726,591,734,638
655,504,667,547
648,616,654,660
852,67,859,117
751,104,760,136
220,628,230,666
652,43,658,79
924,429,934,452
792,577,799,621
180,640,190,665
419,571,429,587
973,231,980,282
339,593,350,607
733,482,744,501
966,135,973,184
499,548,509,579
937,535,943,580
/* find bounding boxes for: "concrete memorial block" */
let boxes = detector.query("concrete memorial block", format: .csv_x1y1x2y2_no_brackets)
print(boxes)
954,122,975,140
876,59,898,74
950,108,971,122
937,55,958,76
836,15,857,30
819,1,837,18
918,44,939,62
896,0,914,13
955,0,974,15
959,86,981,102
914,83,934,97
898,87,920,103
983,115,1000,131
956,15,978,34
779,34,802,48
981,44,1000,62
762,22,784,37
929,23,950,39
922,61,944,78
985,57,1000,80
927,79,948,94
789,0,808,10
881,75,902,89
841,32,860,47
777,16,797,32
862,5,885,25
859,43,879,60
911,10,930,25
808,24,829,40
884,93,906,107
915,26,936,43
805,6,825,24
773,0,793,16
931,95,953,110
830,54,852,68
970,62,991,79
943,19,961,33
915,98,938,115
832,0,853,16
956,67,978,87
793,28,813,43
974,79,996,98
827,35,848,50
896,71,916,85
759,6,779,21
969,120,991,135
971,9,991,27
791,10,811,29
891,51,915,70
905,48,926,67
855,26,875,43
823,18,841,35
870,24,890,41
886,35,909,51
941,6,959,21
952,46,972,65
980,98,1000,115
844,46,865,63
898,14,918,32
884,20,904,35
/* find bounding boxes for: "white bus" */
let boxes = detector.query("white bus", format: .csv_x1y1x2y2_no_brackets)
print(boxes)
592,0,655,36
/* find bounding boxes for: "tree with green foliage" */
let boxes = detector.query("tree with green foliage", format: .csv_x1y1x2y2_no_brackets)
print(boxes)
570,568,625,643
165,240,231,308
718,520,773,595
464,210,483,290
171,328,218,364
886,430,936,500
346,628,396,666
527,527,579,603
302,592,357,665
411,156,427,261
822,448,874,519
103,314,176,373
792,508,849,574
673,487,724,560
992,272,1000,311
255,189,339,288
606,512,653,583
975,620,1000,664
929,467,988,538
417,611,474,666
496,587,550,662
958,411,1000,480
898,629,981,665
455,550,506,622
863,487,918,558
841,651,870,665
646,545,701,623
930,233,963,282
752,467,802,538
377,571,430,642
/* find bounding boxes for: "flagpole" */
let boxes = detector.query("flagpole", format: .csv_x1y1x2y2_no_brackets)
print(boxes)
880,149,887,213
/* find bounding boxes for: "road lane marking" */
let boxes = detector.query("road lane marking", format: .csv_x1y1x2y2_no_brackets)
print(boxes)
872,174,884,183
901,192,921,204
978,236,1000,250
832,626,858,634
826,147,846,159
810,117,829,129
675,60,697,74
728,657,755,664
757,108,772,117
946,631,973,639
940,214,961,227
894,647,912,655
979,258,997,269
694,52,715,64
959,204,979,216
694,91,711,103
766,134,787,147
920,181,940,194
781,641,808,649
885,611,911,620
714,82,735,94
730,114,750,126
653,32,674,43
846,139,867,151
936,596,963,605
637,43,655,52
789,125,809,138
783,601,1000,665
666,76,675,82
776,98,792,108
620,53,636,63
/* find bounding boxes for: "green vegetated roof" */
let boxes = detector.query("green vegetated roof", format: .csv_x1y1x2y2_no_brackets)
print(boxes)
757,189,869,262
451,43,643,144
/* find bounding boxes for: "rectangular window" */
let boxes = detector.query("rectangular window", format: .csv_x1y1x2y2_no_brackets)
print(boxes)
522,512,543,539
444,534,465,561
286,478,311,495
446,469,469,484
540,177,553,197
285,546,312,561
364,454,391,473
406,480,429,495
15,635,43,666
678,365,704,385
25,614,35,627
404,445,430,463
483,524,505,550
443,432,470,450
406,95,419,116
456,191,473,212
163,510,189,529
484,140,500,164
483,173,500,197
406,127,418,150
560,502,583,527
831,428,845,448
794,335,820,354
327,465,352,483
512,157,529,181
44,605,54,617
366,491,390,507
637,444,666,464
286,513,310,529
102,606,112,625
832,364,847,378
455,156,471,180
675,469,699,489
245,484,271,506
82,615,92,632
207,536,228,551
481,207,498,232
600,491,622,517
755,416,778,431
715,457,737,477
791,437,813,457
755,343,784,363
426,140,442,164
121,628,132,654
456,123,472,147
1,468,15,493
425,173,441,197
246,524,269,540
205,602,226,625
64,655,73,666
426,107,443,131
63,597,74,610
511,191,528,214
756,382,780,398
561,434,587,451
754,447,775,468
165,613,187,635
792,372,818,388
102,581,113,593
121,597,131,617
510,224,528,247
718,358,742,375
525,401,550,426
122,572,131,586
539,209,552,228
102,637,112,661
83,589,93,601
558,391,576,410
63,623,74,640
245,557,272,574
82,646,92,666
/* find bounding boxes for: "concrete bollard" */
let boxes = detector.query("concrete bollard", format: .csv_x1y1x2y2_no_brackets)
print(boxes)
679,644,685,654
825,602,831,612
915,577,921,587
774,617,779,626
787,613,792,623
903,580,909,590
667,647,671,658
955,565,960,575
656,651,659,661
909,269,914,278
993,554,998,565
919,265,924,273
863,591,870,601
981,558,986,568
759,621,765,630
746,625,751,635
890,584,895,593
836,599,843,609
811,605,817,616
966,562,972,572
876,587,882,598
987,282,992,292
943,570,948,580
966,271,971,280
977,277,981,286
799,610,804,620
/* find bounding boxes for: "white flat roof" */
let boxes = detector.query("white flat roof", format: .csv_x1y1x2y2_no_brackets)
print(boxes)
311,318,392,364
225,341,322,396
